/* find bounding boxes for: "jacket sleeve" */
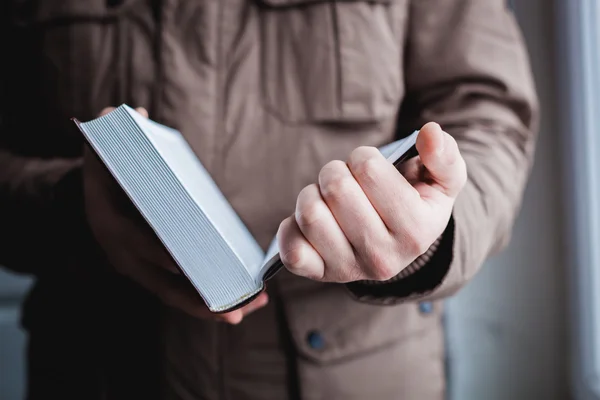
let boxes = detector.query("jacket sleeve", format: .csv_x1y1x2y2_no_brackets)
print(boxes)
346,0,539,303
0,2,105,278
0,149,106,278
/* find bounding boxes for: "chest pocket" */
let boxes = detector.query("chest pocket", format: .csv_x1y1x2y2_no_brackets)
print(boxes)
257,0,406,125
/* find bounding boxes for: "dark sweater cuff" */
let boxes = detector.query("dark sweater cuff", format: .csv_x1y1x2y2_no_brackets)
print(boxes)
345,216,455,302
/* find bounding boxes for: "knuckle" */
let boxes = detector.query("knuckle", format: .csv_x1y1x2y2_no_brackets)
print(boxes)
295,201,324,230
349,146,380,173
355,158,380,183
322,176,353,203
349,147,382,181
404,230,430,257
326,259,364,283
323,266,351,283
346,265,367,283
367,253,397,281
319,165,354,202
295,184,323,229
281,246,305,272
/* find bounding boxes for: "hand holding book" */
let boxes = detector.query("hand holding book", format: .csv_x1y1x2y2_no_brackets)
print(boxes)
82,107,268,323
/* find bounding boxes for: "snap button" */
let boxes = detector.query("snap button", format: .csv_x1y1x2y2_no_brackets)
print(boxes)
306,331,325,350
418,301,433,314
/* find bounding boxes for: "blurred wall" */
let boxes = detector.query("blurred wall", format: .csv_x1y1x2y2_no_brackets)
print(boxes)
0,271,32,399
445,1,569,399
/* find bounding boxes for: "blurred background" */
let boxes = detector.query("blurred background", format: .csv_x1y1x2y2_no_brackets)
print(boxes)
0,0,596,399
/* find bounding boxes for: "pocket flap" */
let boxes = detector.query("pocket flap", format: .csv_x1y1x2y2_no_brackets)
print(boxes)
279,278,440,364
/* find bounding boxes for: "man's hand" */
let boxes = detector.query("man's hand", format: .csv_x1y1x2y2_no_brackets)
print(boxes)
277,122,467,283
83,107,268,324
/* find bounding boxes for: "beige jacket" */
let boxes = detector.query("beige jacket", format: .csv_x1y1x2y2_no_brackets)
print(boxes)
0,0,538,399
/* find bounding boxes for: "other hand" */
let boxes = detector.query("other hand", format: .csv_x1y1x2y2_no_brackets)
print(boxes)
277,122,467,283
83,107,268,324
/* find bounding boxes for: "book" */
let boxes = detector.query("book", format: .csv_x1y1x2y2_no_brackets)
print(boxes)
74,105,419,312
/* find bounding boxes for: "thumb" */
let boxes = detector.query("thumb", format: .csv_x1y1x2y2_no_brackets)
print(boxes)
415,122,467,198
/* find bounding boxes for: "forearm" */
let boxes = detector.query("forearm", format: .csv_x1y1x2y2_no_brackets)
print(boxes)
347,0,539,303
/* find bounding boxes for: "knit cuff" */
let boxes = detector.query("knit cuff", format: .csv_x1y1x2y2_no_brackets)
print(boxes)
353,236,442,286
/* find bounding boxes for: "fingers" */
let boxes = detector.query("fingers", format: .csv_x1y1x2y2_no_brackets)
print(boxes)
346,146,421,233
135,107,149,118
277,216,325,280
125,256,268,324
415,122,467,198
280,158,412,282
214,292,269,324
99,107,115,116
174,288,268,324
294,184,356,280
277,123,464,284
240,292,269,317
98,106,148,118
91,104,272,323
318,160,388,253
115,252,208,318
216,310,244,324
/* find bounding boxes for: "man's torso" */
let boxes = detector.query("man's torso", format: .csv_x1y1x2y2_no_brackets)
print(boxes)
6,1,445,399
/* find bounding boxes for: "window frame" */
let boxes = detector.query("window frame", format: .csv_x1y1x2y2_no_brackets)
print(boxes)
557,1,600,399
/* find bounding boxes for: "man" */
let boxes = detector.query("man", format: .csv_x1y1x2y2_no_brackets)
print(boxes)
1,0,538,399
